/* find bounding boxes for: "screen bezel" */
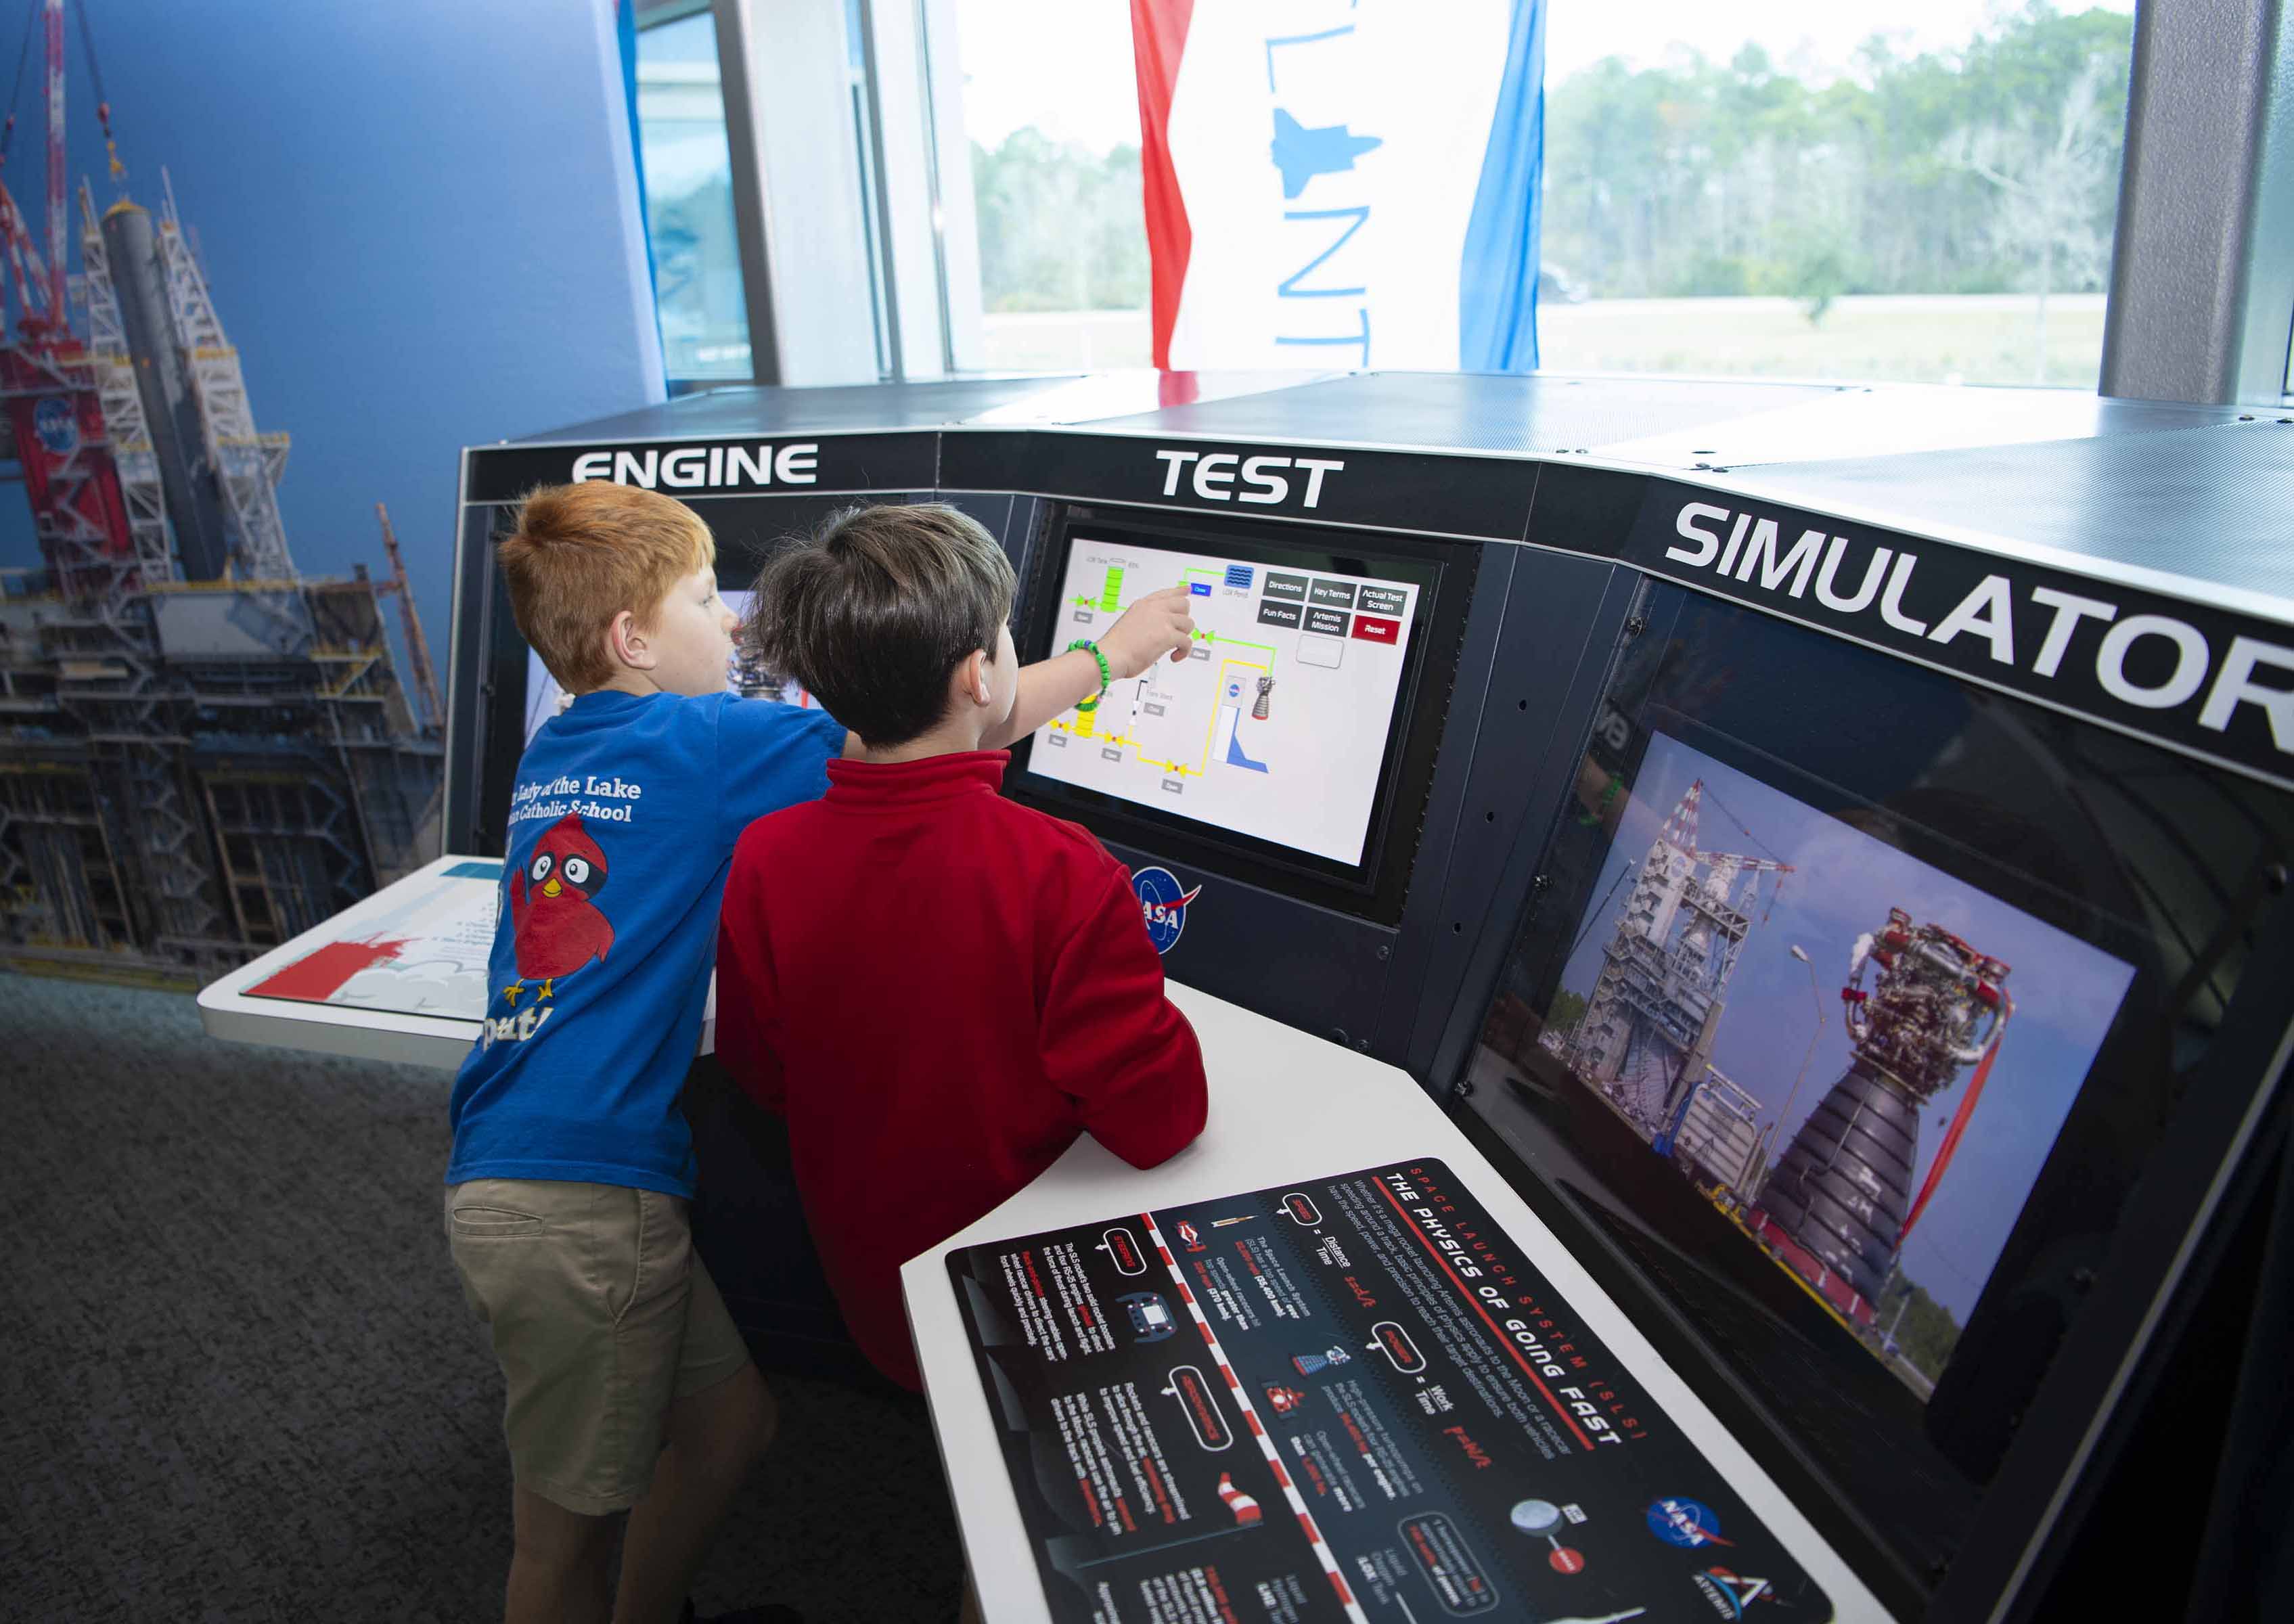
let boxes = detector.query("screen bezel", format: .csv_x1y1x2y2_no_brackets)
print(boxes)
1006,504,1475,926
1449,572,2294,1615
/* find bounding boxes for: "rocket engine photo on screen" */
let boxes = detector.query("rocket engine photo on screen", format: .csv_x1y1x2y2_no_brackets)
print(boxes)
1521,731,2133,1399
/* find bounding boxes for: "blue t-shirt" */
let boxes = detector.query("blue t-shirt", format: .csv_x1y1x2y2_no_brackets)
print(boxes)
447,690,846,1196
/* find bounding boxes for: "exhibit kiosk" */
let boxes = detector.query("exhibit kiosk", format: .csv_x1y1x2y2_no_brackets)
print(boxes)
206,371,2294,1623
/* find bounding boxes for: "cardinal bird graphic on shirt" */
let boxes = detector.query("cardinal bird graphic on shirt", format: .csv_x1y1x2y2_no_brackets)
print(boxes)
501,813,614,1006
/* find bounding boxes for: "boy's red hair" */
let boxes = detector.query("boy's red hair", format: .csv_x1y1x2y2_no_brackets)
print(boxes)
498,481,715,692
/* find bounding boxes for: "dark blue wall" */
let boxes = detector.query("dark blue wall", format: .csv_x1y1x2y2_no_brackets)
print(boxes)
0,0,664,661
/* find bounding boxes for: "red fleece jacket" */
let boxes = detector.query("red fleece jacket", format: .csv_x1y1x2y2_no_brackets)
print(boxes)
715,750,1209,1388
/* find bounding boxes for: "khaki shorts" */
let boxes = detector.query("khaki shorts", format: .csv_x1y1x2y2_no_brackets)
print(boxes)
445,1177,751,1514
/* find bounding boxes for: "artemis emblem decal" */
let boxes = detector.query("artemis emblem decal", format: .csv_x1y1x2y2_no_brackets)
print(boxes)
1131,866,1201,954
1154,449,1343,508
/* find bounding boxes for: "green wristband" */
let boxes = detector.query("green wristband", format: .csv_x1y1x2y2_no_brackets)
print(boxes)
1068,638,1112,698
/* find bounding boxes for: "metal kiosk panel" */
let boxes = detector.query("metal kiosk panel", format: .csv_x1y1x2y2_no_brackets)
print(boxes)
434,374,2294,1621
1438,466,2294,1622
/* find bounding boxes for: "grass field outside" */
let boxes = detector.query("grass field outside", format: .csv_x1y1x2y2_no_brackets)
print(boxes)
980,292,2108,390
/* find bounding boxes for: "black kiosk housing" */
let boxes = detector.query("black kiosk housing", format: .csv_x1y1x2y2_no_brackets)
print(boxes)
452,372,2294,1624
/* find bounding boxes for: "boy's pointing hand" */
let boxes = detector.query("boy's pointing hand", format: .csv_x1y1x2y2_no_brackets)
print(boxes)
1098,585,1197,679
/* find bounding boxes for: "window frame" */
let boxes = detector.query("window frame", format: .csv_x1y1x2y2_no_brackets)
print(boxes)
635,0,779,390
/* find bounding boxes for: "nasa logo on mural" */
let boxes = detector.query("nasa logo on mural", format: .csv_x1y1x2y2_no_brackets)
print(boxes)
1131,865,1202,955
32,397,76,456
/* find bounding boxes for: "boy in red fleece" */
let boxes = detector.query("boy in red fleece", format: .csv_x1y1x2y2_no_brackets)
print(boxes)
714,504,1210,1390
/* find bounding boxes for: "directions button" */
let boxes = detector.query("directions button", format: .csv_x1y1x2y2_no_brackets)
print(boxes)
1351,614,1400,645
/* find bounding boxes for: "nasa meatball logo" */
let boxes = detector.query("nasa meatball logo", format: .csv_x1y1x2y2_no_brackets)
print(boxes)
1647,1496,1729,1549
32,397,76,456
1131,865,1201,954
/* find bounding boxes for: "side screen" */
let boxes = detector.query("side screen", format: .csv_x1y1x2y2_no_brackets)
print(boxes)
1535,727,2134,1395
1461,583,2294,1596
520,589,823,744
462,487,958,851
1029,536,1422,867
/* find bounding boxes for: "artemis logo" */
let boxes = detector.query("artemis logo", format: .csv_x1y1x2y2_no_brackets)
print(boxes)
570,443,819,491
1154,449,1343,508
1665,500,2294,757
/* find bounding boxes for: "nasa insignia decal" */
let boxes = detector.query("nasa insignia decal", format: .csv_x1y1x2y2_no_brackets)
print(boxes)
33,397,77,456
1647,1495,1727,1549
1131,865,1201,954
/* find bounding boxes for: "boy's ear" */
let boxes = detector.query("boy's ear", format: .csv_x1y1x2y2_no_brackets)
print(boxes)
607,609,658,672
961,647,992,706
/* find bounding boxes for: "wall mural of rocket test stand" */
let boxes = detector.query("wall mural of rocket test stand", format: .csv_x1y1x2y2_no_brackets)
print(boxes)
0,0,441,982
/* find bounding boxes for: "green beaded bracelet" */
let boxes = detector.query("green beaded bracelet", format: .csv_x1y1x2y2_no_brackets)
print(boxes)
1068,637,1112,698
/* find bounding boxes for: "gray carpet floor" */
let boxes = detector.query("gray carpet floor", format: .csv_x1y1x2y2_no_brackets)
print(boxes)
0,972,963,1623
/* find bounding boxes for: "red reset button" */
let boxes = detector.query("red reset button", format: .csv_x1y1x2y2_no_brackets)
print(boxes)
1351,614,1400,644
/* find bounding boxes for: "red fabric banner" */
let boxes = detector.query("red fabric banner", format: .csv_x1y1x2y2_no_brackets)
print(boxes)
1129,0,1195,369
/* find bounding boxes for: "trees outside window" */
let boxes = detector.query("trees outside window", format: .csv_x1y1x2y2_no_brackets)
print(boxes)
1537,4,2133,384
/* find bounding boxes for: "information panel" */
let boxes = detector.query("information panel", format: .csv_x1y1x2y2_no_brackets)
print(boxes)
948,1160,1828,1624
1030,539,1422,867
244,859,501,1019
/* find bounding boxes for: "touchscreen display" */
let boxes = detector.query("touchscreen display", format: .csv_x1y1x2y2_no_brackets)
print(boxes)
1512,729,2134,1400
1028,537,1422,867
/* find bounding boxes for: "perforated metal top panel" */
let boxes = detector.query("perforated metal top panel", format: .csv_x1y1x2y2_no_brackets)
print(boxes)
1722,419,2294,604
508,376,1079,445
959,369,1336,425
1596,386,2244,470
1076,371,1846,453
484,372,2293,617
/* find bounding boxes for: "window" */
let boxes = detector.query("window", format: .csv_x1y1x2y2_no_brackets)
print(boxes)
930,1,2136,388
845,0,896,380
1538,1,2138,386
635,9,752,382
943,0,1149,371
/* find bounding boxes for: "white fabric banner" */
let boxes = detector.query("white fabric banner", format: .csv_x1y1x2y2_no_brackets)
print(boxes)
1148,1,1538,372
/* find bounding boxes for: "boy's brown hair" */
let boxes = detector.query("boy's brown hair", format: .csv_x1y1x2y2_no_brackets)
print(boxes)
748,502,1016,747
498,481,715,692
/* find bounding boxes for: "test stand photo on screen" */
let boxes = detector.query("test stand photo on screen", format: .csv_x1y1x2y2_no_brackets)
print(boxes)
1493,731,2134,1400
1029,537,1420,867
522,590,820,743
